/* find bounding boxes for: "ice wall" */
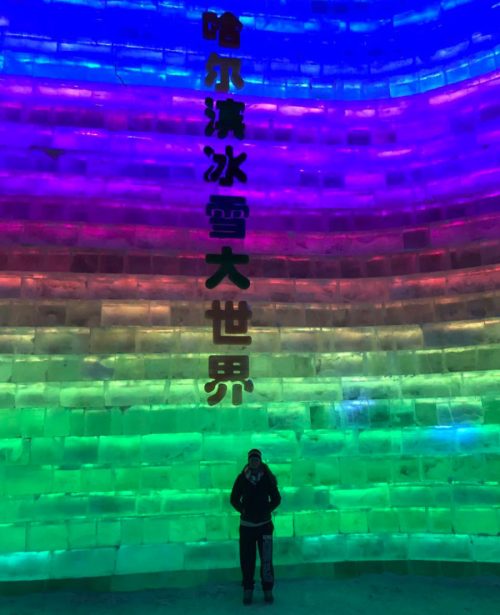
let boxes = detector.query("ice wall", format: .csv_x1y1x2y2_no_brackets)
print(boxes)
0,0,499,586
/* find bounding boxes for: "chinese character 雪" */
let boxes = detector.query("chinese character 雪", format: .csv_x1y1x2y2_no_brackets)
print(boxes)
206,194,249,239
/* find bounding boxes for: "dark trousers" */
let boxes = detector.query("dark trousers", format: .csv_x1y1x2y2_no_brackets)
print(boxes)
239,520,274,591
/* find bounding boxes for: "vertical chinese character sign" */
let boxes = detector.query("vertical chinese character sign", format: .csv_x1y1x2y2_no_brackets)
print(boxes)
201,10,253,406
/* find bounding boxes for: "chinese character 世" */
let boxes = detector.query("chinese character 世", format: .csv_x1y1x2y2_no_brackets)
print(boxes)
205,355,254,405
206,300,252,345
205,53,244,93
202,11,243,49
205,97,246,140
205,246,250,290
203,145,247,186
206,194,249,239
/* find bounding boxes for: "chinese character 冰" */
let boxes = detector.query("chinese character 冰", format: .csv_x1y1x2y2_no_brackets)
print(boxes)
205,97,246,140
205,246,250,290
202,11,243,49
205,53,244,93
206,194,249,239
206,300,252,345
203,145,247,186
205,355,254,405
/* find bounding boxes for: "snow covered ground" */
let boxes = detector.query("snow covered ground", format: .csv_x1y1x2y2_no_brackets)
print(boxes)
1,574,499,615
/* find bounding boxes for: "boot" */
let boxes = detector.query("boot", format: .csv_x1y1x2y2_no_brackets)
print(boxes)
264,590,274,603
243,589,253,605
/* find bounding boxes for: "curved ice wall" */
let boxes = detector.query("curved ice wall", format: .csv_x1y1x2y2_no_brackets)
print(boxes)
0,0,499,587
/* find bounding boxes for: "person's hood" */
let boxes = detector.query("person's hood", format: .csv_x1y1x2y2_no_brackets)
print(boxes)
243,463,265,485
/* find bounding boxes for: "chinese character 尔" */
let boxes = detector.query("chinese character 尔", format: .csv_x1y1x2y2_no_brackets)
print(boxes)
205,53,244,93
205,355,253,405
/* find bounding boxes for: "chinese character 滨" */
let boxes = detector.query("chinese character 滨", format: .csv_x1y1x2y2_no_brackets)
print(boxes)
205,97,246,140
202,11,243,49
205,355,253,405
206,194,249,239
205,246,250,290
205,53,244,93
206,300,252,345
204,145,247,186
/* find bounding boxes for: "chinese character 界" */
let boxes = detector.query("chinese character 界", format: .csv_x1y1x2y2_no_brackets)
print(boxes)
205,355,253,405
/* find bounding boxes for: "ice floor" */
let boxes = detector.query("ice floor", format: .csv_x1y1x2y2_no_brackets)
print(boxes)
1,574,499,615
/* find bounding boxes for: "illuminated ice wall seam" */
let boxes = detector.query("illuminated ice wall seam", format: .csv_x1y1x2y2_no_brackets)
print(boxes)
0,0,499,586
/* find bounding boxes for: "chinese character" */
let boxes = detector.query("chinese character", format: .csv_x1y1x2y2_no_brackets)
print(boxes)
205,355,254,405
205,246,250,289
206,195,249,239
206,300,252,345
205,97,246,139
205,53,244,93
204,145,247,186
202,11,243,48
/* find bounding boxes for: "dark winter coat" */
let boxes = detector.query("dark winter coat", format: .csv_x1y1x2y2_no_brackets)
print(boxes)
230,463,281,524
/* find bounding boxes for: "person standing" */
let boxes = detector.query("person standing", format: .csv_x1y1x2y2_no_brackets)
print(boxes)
230,449,281,605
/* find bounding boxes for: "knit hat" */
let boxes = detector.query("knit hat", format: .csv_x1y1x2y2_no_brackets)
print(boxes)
248,448,262,461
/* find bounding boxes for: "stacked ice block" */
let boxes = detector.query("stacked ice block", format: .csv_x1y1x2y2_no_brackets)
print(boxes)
0,0,499,585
